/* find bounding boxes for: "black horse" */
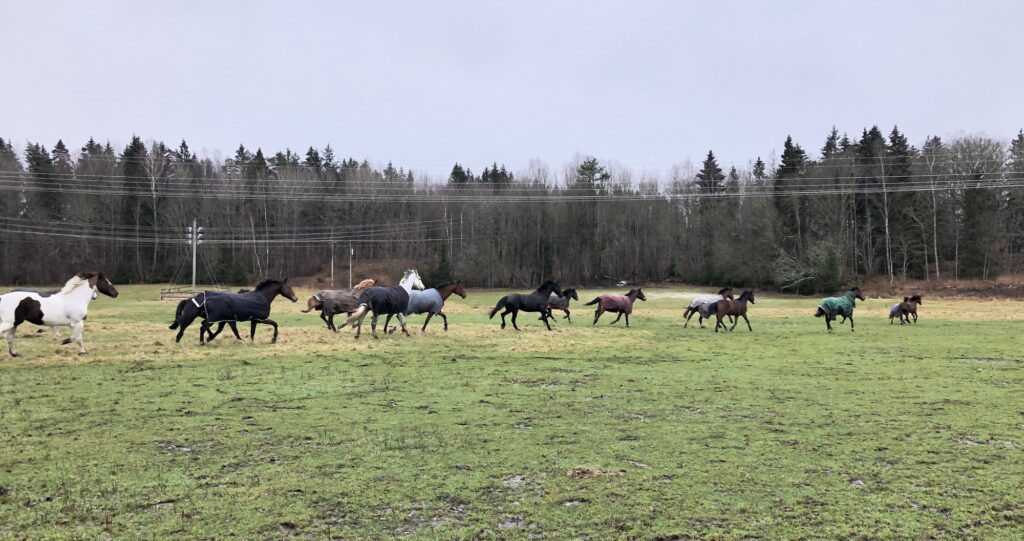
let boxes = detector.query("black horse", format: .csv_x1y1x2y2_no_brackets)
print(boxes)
169,288,250,343
543,287,580,323
489,280,563,331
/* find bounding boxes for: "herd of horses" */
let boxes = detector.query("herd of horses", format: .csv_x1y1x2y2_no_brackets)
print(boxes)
0,270,927,357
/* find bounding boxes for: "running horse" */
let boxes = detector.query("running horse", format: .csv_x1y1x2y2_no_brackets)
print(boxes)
170,288,256,343
890,294,922,325
586,288,646,327
543,288,580,323
0,272,119,357
683,287,734,328
199,279,298,344
390,280,467,333
303,278,376,331
339,270,425,339
488,280,563,331
815,287,866,332
710,290,755,333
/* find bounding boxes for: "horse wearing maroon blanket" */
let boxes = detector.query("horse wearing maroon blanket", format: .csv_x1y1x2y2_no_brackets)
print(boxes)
586,288,646,327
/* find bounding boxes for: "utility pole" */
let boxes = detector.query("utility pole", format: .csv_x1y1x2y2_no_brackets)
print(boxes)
186,219,203,294
330,226,335,288
348,243,353,289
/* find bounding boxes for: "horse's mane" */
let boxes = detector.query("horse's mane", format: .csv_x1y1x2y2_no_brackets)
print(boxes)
59,274,91,295
435,282,454,290
254,279,284,291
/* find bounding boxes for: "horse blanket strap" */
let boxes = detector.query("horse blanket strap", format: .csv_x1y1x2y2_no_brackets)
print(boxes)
313,294,322,301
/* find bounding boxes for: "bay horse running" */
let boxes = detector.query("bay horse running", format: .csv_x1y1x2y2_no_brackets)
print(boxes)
683,287,734,328
200,279,298,344
890,294,922,325
710,290,755,333
544,288,580,323
339,270,425,339
587,288,646,327
488,280,563,331
302,278,376,331
0,272,119,357
815,287,866,333
390,280,467,333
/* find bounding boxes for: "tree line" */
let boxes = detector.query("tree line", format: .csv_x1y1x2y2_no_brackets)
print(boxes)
0,126,1022,292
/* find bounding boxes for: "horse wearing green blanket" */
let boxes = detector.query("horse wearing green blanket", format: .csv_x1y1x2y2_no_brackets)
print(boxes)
815,287,866,332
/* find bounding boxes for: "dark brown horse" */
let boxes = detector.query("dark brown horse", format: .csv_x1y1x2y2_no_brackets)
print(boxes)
890,294,922,325
711,290,755,333
683,287,734,328
586,288,646,327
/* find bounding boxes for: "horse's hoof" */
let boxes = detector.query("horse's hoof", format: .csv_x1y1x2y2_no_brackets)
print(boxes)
10,352,19,358
61,338,72,345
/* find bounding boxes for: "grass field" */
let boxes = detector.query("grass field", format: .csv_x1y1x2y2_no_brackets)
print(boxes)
1,285,1022,539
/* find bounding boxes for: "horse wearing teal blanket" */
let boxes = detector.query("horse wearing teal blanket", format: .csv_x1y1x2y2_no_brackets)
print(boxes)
815,287,866,332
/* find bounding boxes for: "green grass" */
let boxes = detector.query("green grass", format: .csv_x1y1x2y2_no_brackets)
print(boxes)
1,286,1022,539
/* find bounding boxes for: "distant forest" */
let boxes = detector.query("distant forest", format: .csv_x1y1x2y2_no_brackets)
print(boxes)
1,126,1023,293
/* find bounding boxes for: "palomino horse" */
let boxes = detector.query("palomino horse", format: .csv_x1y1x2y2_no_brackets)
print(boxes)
587,288,646,327
339,270,425,339
488,280,563,331
197,279,298,344
890,294,922,325
390,280,467,333
815,287,866,332
544,288,580,323
0,272,119,357
710,290,755,332
683,287,734,328
302,278,376,331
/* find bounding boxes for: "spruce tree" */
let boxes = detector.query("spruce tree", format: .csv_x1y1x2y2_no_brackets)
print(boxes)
696,150,725,193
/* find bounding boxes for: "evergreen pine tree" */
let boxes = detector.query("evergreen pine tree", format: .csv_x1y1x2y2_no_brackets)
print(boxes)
696,150,725,193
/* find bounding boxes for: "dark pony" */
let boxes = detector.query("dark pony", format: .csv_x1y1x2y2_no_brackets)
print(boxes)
543,287,580,323
171,279,298,344
489,280,563,330
170,288,250,342
710,290,755,333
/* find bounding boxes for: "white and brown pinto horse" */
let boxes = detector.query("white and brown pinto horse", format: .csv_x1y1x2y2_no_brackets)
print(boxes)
0,272,119,357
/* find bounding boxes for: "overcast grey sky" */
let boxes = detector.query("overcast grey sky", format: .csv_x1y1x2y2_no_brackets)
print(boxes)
2,1,1022,177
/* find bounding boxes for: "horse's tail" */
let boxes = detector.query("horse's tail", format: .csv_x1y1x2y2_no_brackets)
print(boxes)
584,297,601,306
814,306,825,318
169,298,189,329
339,304,368,329
488,296,509,319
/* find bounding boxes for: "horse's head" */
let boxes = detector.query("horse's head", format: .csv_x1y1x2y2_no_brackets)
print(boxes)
910,294,922,304
564,288,579,301
851,287,866,302
630,288,647,302
452,280,467,299
80,272,119,298
401,269,426,291
257,278,298,302
718,287,734,299
741,290,755,304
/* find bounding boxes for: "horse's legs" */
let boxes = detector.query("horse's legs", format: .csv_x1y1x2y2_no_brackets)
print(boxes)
228,322,243,341
592,307,604,326
624,313,630,328
697,315,705,328
849,315,855,332
371,313,380,339
729,314,739,331
912,311,918,323
264,319,280,343
396,314,410,336
564,309,571,323
610,312,623,325
541,312,552,331
5,326,19,357
499,309,510,329
199,321,211,345
250,320,258,342
421,313,434,332
714,315,723,333
67,321,86,354
742,313,752,332
511,309,520,331
51,327,62,340
683,308,693,327
382,313,394,335
206,322,226,342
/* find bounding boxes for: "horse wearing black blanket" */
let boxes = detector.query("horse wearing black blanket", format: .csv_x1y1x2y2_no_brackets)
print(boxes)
170,288,250,343
174,279,297,345
339,270,425,339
